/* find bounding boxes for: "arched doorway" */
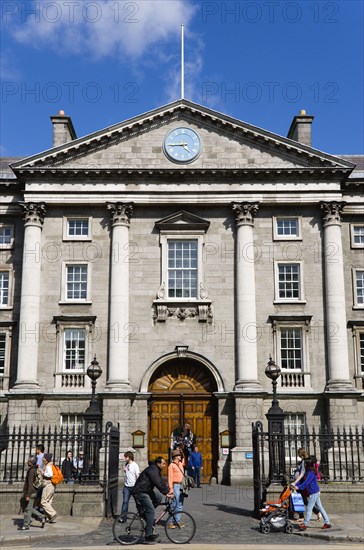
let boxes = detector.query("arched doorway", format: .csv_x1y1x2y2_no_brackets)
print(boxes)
148,358,218,483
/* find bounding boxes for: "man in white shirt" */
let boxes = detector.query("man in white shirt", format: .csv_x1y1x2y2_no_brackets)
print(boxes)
120,451,140,518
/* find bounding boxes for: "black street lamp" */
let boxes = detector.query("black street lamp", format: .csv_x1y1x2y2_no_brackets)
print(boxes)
265,356,286,484
83,355,103,483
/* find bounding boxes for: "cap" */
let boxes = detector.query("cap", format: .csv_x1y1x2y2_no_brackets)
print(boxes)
43,453,52,462
172,449,182,458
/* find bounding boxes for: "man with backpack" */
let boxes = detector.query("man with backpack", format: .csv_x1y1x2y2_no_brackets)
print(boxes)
18,456,46,530
39,453,59,523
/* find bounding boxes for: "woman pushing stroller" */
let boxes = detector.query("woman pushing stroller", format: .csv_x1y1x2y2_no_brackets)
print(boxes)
291,457,331,531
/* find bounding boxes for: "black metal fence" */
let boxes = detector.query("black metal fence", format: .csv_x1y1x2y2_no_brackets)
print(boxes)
252,422,364,515
0,423,117,485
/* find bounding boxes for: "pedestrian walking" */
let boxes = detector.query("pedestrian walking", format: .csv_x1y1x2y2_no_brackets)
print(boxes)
61,450,75,484
39,453,58,523
294,448,321,521
35,444,44,467
18,456,46,530
189,445,203,487
167,449,185,528
73,449,84,482
132,457,174,544
120,451,140,517
292,458,331,530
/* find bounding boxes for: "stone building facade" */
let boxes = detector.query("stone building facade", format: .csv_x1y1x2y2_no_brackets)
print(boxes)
1,100,363,482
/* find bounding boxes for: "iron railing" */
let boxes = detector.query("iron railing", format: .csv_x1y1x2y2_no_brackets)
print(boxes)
0,424,109,484
252,422,364,515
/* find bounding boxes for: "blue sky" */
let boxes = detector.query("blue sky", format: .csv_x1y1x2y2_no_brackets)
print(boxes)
1,0,363,158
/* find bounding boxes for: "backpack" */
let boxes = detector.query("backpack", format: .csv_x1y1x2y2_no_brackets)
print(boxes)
51,464,64,485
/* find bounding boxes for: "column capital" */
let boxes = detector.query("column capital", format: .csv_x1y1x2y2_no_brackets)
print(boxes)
320,201,346,226
19,202,46,227
231,202,259,227
106,202,134,227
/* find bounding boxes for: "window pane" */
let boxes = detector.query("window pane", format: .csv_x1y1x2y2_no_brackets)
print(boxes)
167,240,198,298
360,333,364,374
0,227,12,245
278,264,300,299
353,226,364,245
64,329,85,370
68,219,89,237
281,328,302,370
356,271,364,304
0,334,6,375
277,219,298,236
66,265,87,300
0,272,9,305
284,414,306,459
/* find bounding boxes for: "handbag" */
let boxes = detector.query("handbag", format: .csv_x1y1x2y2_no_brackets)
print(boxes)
178,464,195,497
290,491,305,512
33,473,44,490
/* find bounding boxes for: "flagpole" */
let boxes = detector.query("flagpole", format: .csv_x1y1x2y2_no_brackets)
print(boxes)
181,25,184,99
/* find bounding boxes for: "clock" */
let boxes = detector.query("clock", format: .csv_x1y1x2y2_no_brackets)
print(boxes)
163,127,202,164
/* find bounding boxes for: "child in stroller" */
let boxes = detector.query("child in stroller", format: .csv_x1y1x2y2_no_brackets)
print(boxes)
259,485,298,534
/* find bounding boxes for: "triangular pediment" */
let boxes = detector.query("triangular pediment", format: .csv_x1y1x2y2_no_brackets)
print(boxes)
11,100,354,176
155,211,210,232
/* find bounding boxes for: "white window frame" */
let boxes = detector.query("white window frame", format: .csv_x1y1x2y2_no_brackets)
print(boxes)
279,326,304,371
0,225,14,249
273,216,301,240
54,317,95,391
274,261,305,303
160,233,204,302
284,413,306,462
0,326,12,392
0,269,14,309
60,413,84,432
160,232,204,302
352,268,364,308
350,224,364,249
63,327,87,372
270,316,312,391
63,217,92,241
60,262,92,304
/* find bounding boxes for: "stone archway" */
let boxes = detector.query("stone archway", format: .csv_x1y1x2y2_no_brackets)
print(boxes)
148,357,219,482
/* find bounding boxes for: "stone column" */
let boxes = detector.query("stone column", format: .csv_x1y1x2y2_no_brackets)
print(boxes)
14,202,46,390
105,203,133,391
231,202,262,391
321,202,354,392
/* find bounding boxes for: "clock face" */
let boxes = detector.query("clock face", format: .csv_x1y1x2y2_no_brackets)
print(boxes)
163,127,202,164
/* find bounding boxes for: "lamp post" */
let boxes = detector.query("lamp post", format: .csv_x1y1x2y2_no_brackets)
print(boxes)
83,355,103,482
265,356,285,484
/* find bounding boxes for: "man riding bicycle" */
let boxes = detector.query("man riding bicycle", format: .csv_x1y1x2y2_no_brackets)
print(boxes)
131,456,174,544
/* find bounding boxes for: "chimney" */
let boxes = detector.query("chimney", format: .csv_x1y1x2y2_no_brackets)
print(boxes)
287,109,314,147
50,110,77,147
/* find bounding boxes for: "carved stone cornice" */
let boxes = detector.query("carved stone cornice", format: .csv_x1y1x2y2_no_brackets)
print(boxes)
320,201,346,226
19,202,46,227
231,202,259,227
107,202,134,227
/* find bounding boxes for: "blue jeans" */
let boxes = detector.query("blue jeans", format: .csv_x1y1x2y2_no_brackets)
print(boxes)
134,492,161,538
121,486,133,515
193,468,201,487
168,483,184,524
304,491,330,526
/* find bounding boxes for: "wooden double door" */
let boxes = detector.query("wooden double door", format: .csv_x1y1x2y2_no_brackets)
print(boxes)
147,359,218,483
148,395,216,482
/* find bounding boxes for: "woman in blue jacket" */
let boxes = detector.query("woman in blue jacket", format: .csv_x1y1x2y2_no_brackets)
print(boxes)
292,458,331,531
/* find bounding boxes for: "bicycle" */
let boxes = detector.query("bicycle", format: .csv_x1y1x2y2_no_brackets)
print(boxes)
112,498,196,545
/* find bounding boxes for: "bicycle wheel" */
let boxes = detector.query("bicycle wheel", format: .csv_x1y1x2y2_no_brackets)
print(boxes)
165,511,196,544
112,512,144,545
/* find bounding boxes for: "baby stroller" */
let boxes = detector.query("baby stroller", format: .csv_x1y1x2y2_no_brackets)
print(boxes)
259,486,294,534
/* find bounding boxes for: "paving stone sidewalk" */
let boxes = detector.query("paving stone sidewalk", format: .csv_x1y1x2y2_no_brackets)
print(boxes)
0,486,363,547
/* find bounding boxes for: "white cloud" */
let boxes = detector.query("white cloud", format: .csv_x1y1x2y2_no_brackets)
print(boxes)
10,0,197,60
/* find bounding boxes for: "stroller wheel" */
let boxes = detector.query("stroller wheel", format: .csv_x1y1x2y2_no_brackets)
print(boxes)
285,523,293,534
260,523,271,534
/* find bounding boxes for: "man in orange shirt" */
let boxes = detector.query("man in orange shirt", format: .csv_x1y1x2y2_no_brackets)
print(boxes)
167,449,185,528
